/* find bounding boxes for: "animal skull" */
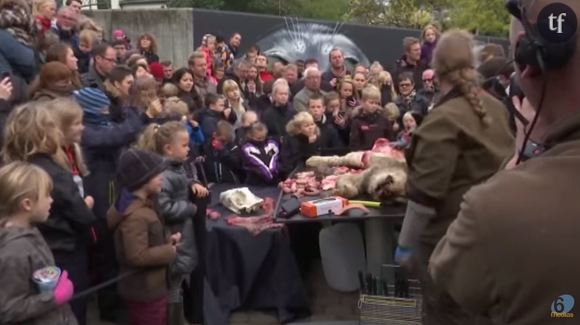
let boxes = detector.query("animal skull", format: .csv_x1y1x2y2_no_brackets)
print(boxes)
220,187,264,214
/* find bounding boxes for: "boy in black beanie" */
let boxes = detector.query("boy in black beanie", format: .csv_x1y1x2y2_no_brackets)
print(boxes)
106,149,179,325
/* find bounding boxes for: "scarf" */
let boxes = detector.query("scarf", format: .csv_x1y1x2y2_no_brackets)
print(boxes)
402,90,416,105
0,4,37,47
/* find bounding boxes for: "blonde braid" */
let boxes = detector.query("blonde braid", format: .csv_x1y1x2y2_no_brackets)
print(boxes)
447,68,491,127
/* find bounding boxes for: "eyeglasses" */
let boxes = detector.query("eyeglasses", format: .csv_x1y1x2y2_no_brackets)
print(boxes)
399,83,412,88
423,78,433,82
100,57,117,63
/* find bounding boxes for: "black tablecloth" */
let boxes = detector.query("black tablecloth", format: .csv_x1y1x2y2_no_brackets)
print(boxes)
204,184,311,325
275,192,407,223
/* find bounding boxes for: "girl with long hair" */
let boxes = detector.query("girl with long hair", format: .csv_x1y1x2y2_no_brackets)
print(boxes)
28,62,78,101
172,68,203,113
45,42,82,88
222,79,249,129
3,101,95,325
137,32,159,63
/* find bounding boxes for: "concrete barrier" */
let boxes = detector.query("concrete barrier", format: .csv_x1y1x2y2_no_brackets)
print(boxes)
84,9,194,67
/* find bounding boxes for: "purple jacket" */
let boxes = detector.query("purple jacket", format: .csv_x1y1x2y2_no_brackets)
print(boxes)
421,42,437,66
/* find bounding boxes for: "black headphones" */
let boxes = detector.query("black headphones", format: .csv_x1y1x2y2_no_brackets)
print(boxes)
506,0,577,72
504,0,578,163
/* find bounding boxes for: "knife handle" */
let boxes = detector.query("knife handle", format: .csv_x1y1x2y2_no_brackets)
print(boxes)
382,279,389,297
365,273,373,294
358,271,366,294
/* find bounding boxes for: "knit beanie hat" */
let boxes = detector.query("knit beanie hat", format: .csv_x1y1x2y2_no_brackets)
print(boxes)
117,149,169,191
149,62,164,80
74,87,110,115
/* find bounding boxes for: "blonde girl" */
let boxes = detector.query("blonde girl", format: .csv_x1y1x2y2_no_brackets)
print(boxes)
222,79,248,129
352,71,367,94
137,121,205,323
279,112,320,178
50,98,89,190
374,71,398,105
33,0,56,34
369,61,384,79
0,161,78,325
384,102,400,133
338,77,358,109
2,102,95,325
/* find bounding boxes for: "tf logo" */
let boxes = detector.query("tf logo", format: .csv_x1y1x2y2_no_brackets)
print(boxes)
537,3,577,44
551,294,574,318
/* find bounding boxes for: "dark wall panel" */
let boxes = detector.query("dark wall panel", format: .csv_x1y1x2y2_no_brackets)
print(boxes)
193,9,509,71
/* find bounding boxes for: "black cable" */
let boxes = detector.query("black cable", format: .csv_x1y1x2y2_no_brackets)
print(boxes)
515,52,548,165
69,269,141,302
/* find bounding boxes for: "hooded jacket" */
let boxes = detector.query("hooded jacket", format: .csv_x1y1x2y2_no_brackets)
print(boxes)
107,192,176,302
157,161,198,276
0,225,77,325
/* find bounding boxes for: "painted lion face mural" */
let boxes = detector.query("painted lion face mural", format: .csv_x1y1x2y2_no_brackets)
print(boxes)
253,20,370,71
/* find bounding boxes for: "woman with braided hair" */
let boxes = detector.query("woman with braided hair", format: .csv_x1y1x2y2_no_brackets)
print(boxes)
395,30,514,325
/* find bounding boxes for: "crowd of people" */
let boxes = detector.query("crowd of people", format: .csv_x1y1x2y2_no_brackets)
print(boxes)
0,0,534,324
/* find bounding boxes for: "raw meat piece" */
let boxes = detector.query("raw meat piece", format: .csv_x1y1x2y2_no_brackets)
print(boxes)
225,197,285,235
207,208,221,220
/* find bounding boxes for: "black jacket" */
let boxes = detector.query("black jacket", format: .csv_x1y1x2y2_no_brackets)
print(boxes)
73,45,91,74
197,108,237,142
390,55,429,91
140,50,159,64
202,141,243,184
28,153,95,253
395,93,431,120
80,64,106,93
278,134,320,179
316,115,344,155
262,103,295,142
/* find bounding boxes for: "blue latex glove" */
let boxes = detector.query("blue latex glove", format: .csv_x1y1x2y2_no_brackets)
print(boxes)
395,246,413,264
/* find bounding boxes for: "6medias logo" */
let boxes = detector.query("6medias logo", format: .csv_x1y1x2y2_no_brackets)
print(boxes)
551,294,574,317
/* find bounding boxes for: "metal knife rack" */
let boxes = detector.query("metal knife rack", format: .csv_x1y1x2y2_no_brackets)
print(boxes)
358,265,422,325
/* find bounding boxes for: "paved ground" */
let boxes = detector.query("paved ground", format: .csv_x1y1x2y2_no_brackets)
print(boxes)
87,261,359,325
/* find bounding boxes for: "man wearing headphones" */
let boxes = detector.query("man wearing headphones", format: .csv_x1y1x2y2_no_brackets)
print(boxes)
429,0,580,324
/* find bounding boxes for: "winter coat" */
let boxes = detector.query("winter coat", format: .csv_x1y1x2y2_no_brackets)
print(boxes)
202,141,243,184
28,153,95,253
0,29,38,83
426,95,580,325
349,107,395,151
107,191,175,302
140,50,159,64
261,102,295,142
81,108,144,222
240,139,280,186
278,133,321,180
197,108,237,141
0,225,77,325
157,161,198,276
292,88,327,113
